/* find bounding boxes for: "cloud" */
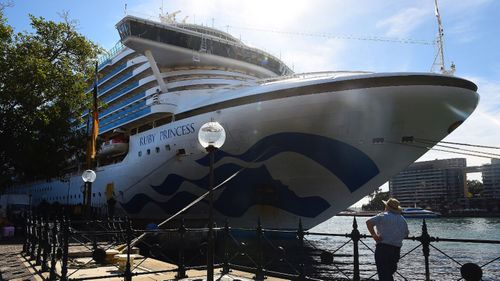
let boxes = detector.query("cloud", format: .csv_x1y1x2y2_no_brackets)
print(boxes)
376,6,429,38
281,39,348,73
439,0,493,43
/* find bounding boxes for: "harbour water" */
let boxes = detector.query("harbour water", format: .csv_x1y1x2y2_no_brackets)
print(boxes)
307,216,500,280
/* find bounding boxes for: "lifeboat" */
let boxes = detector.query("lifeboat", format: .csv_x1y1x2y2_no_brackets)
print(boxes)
98,137,129,156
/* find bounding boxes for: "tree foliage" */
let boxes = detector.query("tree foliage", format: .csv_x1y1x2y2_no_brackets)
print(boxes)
467,179,483,197
0,10,99,186
362,190,390,211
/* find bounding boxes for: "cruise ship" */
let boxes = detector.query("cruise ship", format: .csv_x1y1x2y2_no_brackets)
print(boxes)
3,15,479,230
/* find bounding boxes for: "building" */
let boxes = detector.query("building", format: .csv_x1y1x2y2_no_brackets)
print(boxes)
482,159,500,199
389,158,467,208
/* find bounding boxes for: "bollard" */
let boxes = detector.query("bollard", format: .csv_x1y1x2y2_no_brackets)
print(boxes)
176,219,188,279
351,217,360,281
49,220,58,280
124,217,133,281
297,219,306,281
221,220,230,274
61,217,70,281
254,218,265,281
420,219,431,281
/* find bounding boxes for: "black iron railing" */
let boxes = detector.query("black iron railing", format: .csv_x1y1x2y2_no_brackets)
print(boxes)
20,214,500,281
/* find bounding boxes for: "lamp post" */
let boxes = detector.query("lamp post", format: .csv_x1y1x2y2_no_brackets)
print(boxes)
81,169,97,218
198,121,226,281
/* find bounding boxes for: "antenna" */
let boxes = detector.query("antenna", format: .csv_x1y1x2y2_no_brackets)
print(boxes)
159,9,181,24
431,0,455,75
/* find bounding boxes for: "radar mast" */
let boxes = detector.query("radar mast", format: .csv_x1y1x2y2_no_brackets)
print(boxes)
431,0,455,75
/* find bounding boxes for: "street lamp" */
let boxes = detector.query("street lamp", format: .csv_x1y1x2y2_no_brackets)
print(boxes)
82,169,97,218
197,121,226,281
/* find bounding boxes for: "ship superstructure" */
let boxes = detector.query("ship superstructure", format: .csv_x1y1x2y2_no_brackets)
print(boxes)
4,15,479,230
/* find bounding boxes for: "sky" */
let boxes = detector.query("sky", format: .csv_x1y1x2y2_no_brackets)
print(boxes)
3,0,500,204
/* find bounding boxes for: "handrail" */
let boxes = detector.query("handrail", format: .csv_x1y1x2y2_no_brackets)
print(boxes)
21,214,499,281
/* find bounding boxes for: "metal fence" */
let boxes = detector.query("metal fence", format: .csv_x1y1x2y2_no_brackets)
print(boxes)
20,214,500,281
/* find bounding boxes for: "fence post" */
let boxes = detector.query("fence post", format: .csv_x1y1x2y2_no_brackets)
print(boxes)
222,220,230,274
176,219,188,279
255,218,265,281
41,218,50,272
49,219,58,280
23,213,31,254
35,216,43,265
61,217,70,281
351,217,360,281
29,215,37,259
124,217,133,281
297,219,305,281
421,219,431,281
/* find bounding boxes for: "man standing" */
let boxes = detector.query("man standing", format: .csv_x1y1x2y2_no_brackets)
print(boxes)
366,198,409,281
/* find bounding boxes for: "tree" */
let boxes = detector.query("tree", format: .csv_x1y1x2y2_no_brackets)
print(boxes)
467,180,483,198
362,191,390,211
0,10,99,187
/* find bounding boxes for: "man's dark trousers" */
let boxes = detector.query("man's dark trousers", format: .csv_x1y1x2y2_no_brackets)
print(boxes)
375,243,401,281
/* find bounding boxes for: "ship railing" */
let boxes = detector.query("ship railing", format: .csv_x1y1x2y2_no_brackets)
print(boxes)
97,41,126,69
214,70,372,92
257,70,373,85
20,214,500,281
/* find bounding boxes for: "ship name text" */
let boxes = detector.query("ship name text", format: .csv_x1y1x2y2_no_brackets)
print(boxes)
139,123,196,146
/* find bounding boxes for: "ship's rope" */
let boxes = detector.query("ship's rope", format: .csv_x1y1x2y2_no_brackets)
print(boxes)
386,140,499,159
414,138,500,150
227,25,435,45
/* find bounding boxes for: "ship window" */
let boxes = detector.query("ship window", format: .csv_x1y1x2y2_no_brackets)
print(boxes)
138,123,153,133
98,192,101,197
93,193,96,197
117,21,131,39
155,116,172,127
165,145,171,151
155,147,160,153
138,151,142,157
147,149,151,155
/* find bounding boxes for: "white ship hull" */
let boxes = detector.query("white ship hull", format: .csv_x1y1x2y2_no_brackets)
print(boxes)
15,73,478,230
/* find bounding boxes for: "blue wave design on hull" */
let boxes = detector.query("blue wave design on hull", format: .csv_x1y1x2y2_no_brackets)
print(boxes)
122,133,379,218
195,132,379,192
123,164,330,217
121,192,200,214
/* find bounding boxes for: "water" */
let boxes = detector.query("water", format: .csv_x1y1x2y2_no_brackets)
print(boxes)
306,216,500,280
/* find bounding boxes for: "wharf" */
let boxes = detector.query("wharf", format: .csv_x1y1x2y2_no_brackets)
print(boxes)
336,211,377,217
0,241,289,281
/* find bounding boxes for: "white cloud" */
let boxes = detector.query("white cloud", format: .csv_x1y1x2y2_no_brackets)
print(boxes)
376,6,429,38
